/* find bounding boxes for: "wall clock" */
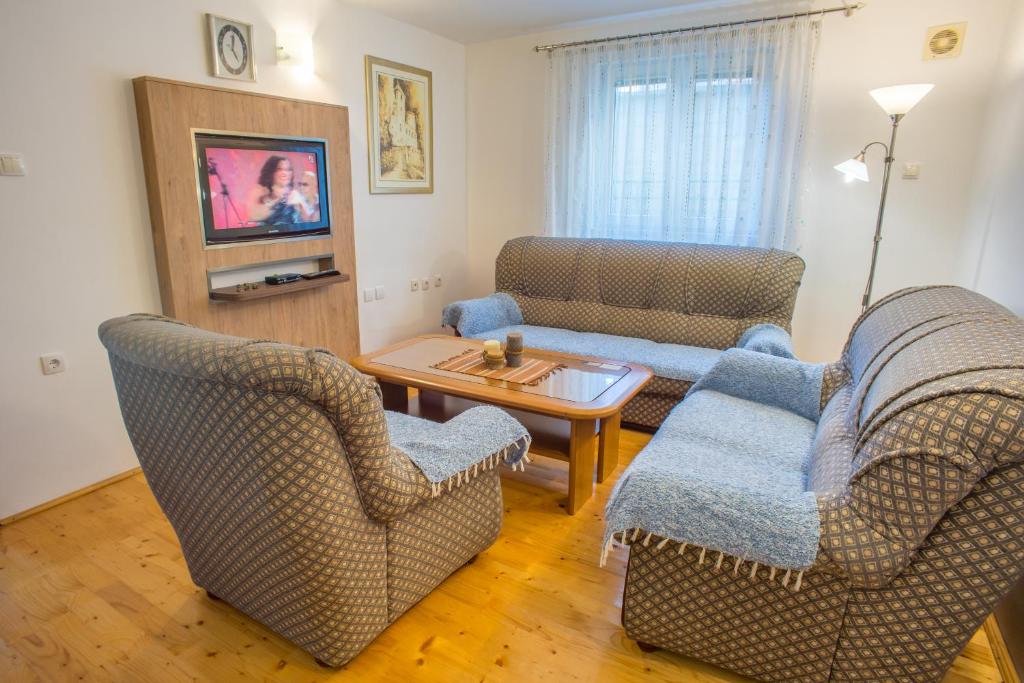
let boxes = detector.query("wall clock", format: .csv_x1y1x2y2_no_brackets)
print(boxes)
206,14,256,81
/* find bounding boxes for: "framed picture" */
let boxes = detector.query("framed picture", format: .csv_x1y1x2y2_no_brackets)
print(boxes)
207,14,256,81
365,56,433,194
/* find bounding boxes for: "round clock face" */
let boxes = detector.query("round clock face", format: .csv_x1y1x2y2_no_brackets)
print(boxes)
217,24,249,76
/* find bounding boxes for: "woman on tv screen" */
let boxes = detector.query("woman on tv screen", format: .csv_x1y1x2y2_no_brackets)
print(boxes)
246,156,302,226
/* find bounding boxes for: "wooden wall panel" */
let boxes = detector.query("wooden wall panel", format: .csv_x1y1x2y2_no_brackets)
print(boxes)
132,76,359,358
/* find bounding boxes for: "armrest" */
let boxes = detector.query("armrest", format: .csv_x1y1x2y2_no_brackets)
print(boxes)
736,323,796,359
441,293,523,337
388,406,531,496
687,348,823,421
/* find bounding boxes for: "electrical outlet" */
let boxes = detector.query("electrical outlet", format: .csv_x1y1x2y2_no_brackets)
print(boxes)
433,274,442,288
363,288,374,302
421,277,430,291
374,285,385,300
40,353,66,375
410,279,420,292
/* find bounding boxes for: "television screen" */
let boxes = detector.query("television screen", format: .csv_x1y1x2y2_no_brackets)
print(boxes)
194,132,331,246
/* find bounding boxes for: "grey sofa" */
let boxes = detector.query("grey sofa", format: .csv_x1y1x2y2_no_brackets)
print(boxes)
99,314,530,667
443,236,805,428
606,286,1024,682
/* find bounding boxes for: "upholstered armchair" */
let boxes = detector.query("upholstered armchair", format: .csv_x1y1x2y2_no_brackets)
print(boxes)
607,286,1024,682
99,314,530,667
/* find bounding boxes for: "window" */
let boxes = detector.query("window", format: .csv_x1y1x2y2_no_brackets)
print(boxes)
544,20,820,249
609,75,758,242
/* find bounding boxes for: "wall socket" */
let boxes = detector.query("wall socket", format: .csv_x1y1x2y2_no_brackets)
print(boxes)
410,279,420,292
421,277,430,291
40,353,66,375
433,274,442,288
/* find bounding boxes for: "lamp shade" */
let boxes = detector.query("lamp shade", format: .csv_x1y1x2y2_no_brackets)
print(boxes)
834,153,869,182
869,83,934,116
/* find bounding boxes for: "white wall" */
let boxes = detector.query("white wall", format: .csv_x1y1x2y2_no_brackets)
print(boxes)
0,0,467,519
466,0,1015,361
957,0,1024,315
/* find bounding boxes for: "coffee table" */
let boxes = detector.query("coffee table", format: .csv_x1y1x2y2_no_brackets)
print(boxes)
351,335,652,515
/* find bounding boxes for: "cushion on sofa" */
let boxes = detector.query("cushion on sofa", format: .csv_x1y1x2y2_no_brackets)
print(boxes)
603,390,819,571
467,324,722,383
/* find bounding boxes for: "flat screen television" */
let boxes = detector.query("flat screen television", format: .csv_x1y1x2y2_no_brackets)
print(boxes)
194,132,331,246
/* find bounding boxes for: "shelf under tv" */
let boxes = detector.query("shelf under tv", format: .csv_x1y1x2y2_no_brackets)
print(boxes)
209,273,350,302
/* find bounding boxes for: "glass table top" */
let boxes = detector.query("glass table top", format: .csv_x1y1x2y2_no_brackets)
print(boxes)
372,337,632,404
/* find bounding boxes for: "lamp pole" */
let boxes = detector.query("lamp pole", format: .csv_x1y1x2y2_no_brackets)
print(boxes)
861,113,902,311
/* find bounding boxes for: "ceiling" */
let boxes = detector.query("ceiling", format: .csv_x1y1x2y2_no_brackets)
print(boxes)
343,0,721,43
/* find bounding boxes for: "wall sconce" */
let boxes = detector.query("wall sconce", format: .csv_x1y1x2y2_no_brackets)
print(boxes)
276,31,313,71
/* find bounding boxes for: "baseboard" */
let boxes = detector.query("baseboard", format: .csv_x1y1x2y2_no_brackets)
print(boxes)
986,614,1022,683
0,467,142,526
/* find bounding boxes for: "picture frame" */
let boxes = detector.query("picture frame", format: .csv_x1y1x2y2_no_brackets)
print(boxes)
365,56,433,194
207,14,256,82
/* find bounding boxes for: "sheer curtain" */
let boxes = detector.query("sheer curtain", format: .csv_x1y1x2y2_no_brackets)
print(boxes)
544,18,820,249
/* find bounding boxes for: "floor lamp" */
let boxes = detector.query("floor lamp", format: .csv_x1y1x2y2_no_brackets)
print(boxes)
834,83,934,312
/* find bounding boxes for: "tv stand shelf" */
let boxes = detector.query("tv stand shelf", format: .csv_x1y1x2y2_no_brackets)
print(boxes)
210,273,350,302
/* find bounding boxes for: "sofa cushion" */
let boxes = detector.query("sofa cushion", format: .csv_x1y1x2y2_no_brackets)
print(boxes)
467,324,722,383
604,389,819,570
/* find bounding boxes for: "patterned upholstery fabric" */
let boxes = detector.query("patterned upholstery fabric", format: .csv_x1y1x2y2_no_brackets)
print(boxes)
619,286,1024,682
494,236,805,428
98,314,511,667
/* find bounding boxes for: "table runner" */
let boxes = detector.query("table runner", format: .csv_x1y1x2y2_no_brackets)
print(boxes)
432,349,564,386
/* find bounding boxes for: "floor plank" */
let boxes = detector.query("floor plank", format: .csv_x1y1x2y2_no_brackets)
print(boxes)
0,429,1003,682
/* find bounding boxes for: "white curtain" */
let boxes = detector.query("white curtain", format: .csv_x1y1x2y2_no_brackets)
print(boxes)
544,18,820,249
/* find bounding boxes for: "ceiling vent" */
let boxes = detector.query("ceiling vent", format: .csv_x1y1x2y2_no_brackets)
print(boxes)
923,22,966,60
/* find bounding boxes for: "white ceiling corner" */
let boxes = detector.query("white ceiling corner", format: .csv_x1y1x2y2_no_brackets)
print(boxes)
341,0,746,44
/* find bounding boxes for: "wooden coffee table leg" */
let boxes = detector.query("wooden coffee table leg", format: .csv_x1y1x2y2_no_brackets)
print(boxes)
378,381,409,412
597,412,621,483
567,418,597,515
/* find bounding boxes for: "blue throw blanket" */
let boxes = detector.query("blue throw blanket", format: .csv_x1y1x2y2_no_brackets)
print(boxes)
736,323,796,359
603,350,825,585
442,293,523,337
386,407,530,494
688,348,824,421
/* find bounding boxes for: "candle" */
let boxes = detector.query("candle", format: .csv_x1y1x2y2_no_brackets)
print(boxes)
483,339,501,356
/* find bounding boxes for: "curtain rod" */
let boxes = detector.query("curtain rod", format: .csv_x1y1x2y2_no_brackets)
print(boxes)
533,2,864,52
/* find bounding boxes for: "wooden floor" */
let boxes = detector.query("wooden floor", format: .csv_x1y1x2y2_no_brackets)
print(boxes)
0,429,1003,682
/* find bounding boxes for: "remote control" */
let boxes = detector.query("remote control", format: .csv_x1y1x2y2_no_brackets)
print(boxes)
265,273,303,285
300,269,341,280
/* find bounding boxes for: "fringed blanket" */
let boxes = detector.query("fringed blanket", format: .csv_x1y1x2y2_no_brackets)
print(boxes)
603,350,826,590
386,406,531,496
442,293,523,337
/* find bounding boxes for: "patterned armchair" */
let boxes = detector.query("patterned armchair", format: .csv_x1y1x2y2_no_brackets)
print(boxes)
98,314,529,667
615,286,1024,682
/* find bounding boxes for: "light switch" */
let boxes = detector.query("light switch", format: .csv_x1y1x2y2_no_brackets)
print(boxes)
902,162,921,179
374,285,385,300
363,288,374,302
0,153,26,176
